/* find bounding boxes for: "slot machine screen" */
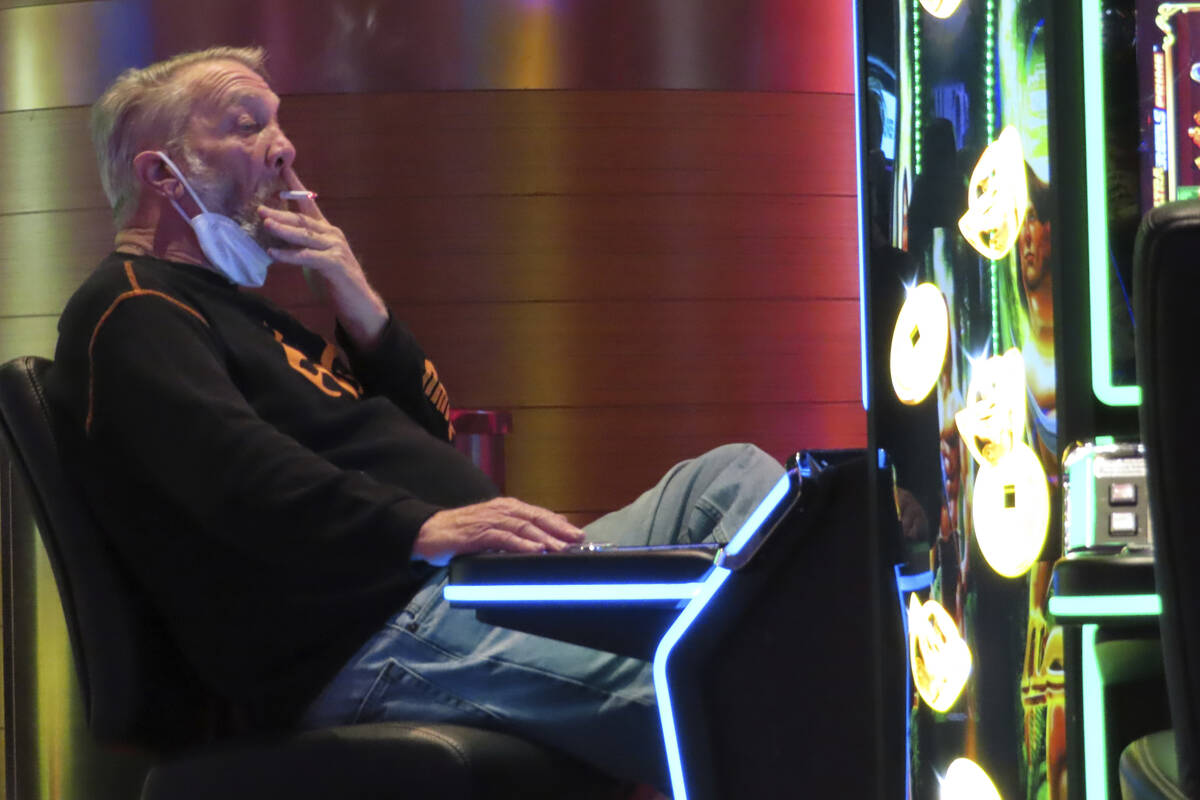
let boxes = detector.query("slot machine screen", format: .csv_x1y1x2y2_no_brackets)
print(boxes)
856,0,1063,797
856,0,1164,796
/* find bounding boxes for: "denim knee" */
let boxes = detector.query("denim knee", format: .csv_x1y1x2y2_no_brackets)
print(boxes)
689,444,784,543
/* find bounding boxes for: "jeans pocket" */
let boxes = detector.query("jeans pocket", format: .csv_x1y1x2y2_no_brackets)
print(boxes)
685,502,723,544
692,443,784,544
352,658,500,726
387,570,450,632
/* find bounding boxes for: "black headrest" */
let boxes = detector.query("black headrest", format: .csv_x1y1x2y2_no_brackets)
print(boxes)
1133,199,1200,796
0,356,219,753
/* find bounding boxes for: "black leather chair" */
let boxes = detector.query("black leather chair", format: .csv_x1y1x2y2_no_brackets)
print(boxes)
1119,199,1200,799
0,355,621,800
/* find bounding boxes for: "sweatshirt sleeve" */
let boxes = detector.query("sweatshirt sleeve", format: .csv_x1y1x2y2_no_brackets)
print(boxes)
86,294,441,566
336,313,455,442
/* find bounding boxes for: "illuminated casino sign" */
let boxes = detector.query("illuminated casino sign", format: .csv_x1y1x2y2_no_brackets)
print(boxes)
918,0,965,18
958,126,1030,261
940,758,1003,800
955,349,1050,578
1153,3,1200,204
1153,47,1168,206
890,282,950,405
907,595,973,712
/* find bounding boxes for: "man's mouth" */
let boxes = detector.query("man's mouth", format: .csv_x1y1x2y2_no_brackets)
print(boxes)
235,181,288,249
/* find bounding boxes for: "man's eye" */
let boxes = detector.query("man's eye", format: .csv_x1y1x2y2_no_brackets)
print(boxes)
237,119,261,133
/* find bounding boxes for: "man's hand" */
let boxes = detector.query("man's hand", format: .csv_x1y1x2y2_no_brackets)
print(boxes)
413,497,586,566
259,167,388,349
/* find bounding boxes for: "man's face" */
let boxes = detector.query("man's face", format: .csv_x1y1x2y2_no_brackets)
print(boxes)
173,61,294,245
1018,207,1051,291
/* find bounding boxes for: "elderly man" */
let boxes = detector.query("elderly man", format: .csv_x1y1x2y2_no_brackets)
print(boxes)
46,46,782,791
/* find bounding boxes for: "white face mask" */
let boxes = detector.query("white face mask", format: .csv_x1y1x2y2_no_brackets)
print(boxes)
155,151,274,287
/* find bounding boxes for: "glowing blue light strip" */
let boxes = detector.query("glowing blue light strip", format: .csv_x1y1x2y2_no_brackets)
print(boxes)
723,473,791,557
896,569,934,593
650,469,794,799
1047,594,1162,618
442,582,704,604
895,567,932,800
653,566,732,800
852,0,871,411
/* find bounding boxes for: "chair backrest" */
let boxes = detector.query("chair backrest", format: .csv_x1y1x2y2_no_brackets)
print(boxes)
1133,199,1200,796
0,356,218,753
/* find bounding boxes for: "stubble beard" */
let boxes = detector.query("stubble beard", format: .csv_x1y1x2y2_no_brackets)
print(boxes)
181,149,288,249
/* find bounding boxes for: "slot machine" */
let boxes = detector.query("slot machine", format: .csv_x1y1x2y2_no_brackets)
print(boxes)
853,0,1174,797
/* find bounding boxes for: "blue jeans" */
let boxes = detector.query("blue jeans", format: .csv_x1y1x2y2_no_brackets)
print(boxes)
299,443,784,790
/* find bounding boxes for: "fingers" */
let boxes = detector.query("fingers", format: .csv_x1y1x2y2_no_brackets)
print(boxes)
487,497,585,544
494,518,574,552
481,529,559,556
411,498,586,566
262,216,333,252
259,205,322,231
268,247,334,270
258,206,345,273
461,500,581,553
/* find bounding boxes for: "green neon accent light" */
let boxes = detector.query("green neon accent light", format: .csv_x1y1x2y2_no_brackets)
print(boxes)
1082,0,1142,407
986,0,996,143
1066,455,1098,549
913,0,922,173
989,265,1000,345
990,257,1000,348
1082,624,1108,800
986,0,1000,348
1047,594,1162,618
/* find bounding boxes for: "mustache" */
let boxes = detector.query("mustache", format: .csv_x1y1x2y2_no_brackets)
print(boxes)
234,178,289,248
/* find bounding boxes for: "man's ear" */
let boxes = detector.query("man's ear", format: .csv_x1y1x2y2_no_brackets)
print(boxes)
132,150,181,201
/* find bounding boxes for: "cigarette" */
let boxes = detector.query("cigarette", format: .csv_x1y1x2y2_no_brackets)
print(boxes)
279,190,317,201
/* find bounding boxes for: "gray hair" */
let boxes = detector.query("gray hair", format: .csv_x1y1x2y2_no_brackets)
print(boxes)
91,46,269,227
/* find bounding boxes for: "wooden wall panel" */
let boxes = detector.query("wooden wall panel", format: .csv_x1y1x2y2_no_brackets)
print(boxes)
0,315,58,363
385,299,861,407
0,106,102,215
0,89,863,519
0,0,82,8
282,91,857,198
0,194,859,315
323,193,860,304
0,1,854,115
0,91,855,214
0,208,113,317
507,402,865,519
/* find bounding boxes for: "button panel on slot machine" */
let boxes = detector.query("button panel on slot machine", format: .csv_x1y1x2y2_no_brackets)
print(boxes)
1062,441,1152,553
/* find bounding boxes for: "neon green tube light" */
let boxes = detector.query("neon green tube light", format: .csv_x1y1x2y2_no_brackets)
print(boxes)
1047,594,1162,618
1082,0,1142,407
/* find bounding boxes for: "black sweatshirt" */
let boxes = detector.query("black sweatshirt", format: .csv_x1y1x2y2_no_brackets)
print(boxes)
46,253,498,728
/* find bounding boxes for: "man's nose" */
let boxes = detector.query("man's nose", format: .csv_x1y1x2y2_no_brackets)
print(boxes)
268,129,296,171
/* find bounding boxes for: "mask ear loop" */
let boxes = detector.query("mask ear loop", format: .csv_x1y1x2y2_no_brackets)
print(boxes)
154,150,210,220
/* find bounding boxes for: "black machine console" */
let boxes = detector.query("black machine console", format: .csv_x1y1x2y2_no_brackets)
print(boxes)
445,449,908,800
